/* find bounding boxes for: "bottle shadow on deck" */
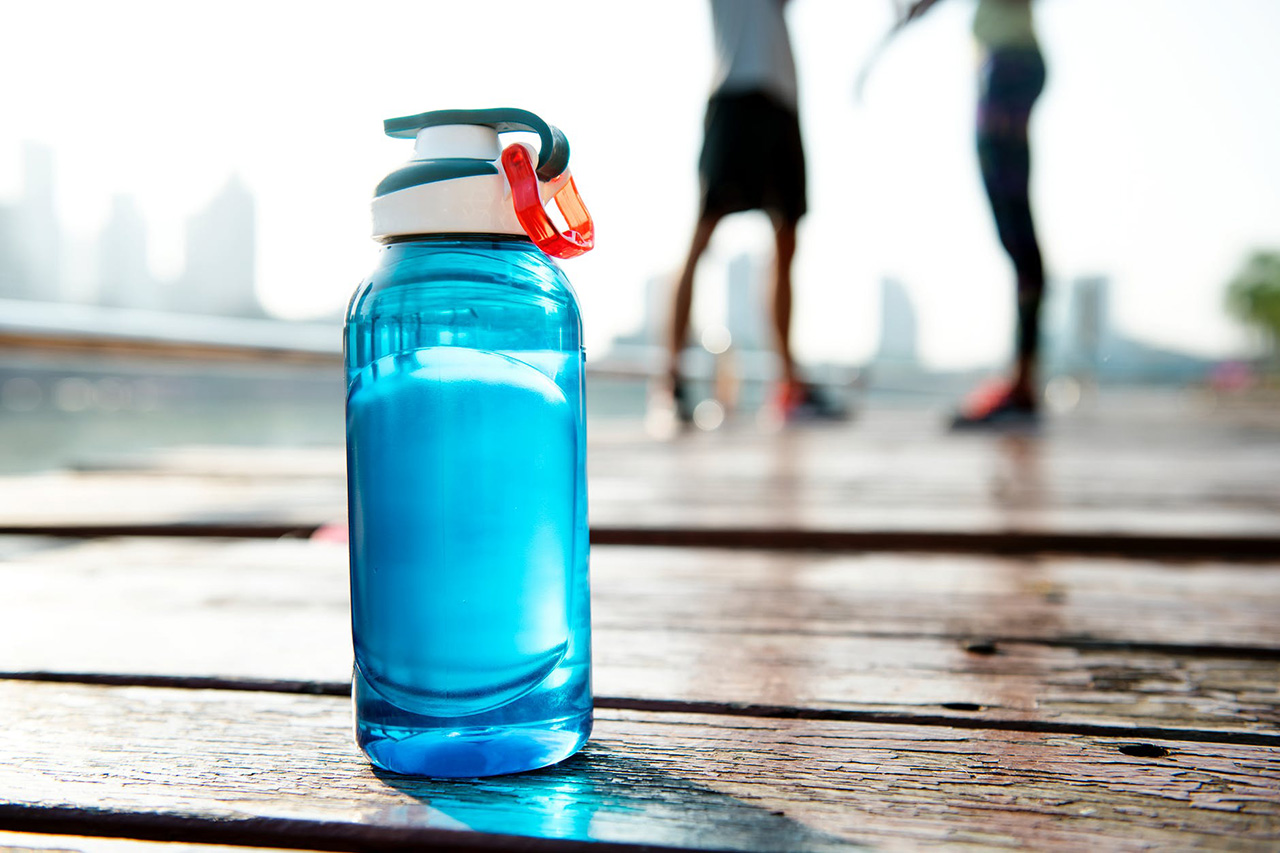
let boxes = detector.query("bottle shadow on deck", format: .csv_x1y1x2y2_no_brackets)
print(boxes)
370,741,858,853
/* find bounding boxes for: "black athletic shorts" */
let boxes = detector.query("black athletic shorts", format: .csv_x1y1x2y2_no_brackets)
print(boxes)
698,90,807,223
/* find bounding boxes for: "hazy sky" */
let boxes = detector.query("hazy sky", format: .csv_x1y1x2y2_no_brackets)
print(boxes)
2,0,1278,368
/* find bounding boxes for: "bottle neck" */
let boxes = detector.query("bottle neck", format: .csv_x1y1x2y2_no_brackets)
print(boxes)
380,232,534,246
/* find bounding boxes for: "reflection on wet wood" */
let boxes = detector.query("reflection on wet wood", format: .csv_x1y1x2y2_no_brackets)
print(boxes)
2,418,1278,552
591,547,1280,649
0,471,340,531
1,682,1276,852
1,398,1276,851
7,537,1275,647
2,538,1276,736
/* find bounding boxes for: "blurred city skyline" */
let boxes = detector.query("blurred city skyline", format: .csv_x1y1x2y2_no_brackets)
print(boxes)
604,252,1215,388
2,0,1278,371
0,143,261,318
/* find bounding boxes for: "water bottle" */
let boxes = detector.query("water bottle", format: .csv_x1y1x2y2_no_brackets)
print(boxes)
345,108,595,777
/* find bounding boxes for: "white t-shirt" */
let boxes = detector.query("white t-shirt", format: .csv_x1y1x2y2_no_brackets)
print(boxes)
708,0,798,111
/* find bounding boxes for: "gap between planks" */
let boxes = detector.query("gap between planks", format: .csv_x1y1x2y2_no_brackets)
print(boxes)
2,682,1277,852
0,806,691,853
3,671,1277,750
0,523,1277,560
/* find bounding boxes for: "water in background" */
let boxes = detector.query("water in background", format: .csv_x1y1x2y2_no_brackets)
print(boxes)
0,352,662,475
0,353,344,474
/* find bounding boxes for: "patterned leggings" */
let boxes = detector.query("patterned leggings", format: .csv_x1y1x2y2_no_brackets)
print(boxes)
977,47,1046,360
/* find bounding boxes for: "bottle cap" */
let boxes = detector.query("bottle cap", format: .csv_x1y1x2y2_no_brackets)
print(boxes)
372,108,593,258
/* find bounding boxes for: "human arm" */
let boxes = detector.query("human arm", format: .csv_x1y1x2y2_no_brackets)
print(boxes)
853,0,942,101
904,0,944,23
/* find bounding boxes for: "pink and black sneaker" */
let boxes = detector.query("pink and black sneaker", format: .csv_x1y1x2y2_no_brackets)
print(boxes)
772,380,850,423
949,380,1039,431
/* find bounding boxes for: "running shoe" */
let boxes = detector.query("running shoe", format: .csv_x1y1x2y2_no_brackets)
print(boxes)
646,377,697,437
949,380,1039,431
773,380,851,423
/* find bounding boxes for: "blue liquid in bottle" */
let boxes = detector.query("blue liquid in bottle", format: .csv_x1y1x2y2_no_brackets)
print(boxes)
345,236,591,777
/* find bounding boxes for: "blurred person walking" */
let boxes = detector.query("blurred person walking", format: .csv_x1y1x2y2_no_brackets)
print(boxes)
900,0,1048,428
657,0,844,428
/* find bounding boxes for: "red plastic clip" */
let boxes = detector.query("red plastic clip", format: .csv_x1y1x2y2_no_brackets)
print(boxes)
500,143,594,259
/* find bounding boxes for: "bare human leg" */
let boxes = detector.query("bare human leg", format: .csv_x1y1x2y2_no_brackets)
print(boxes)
668,214,722,389
770,213,800,386
763,215,845,423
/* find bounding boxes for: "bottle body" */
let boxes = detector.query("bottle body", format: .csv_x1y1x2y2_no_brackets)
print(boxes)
345,236,591,777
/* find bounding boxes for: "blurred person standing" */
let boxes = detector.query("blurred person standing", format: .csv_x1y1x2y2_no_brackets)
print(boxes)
903,0,1048,428
657,0,843,427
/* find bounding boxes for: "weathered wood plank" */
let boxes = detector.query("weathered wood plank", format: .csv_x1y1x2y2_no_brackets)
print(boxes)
4,415,1279,553
590,547,1280,649
0,682,1276,852
0,472,339,530
586,429,1280,545
0,536,64,560
0,830,313,853
69,417,1280,531
9,536,1277,647
2,538,1277,736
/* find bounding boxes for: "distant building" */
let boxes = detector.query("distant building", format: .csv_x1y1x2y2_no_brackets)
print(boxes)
725,252,764,353
874,277,919,366
1067,275,1107,376
613,255,767,354
1043,274,1214,385
15,142,61,300
641,273,668,344
606,273,670,351
0,204,24,295
98,194,155,310
176,175,261,317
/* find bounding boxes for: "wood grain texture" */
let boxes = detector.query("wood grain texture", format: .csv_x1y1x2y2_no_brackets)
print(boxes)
1,538,1276,737
0,471,339,530
0,682,1276,852
0,830,314,853
6,411,1279,550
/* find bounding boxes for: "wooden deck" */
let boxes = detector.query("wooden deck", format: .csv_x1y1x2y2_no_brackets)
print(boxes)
3,405,1279,555
0,399,1277,851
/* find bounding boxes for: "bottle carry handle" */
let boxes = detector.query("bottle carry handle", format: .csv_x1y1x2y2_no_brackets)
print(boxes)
385,108,570,182
384,107,594,258
501,143,594,259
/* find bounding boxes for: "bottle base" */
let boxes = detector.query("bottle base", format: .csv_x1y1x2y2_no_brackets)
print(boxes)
357,709,592,778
